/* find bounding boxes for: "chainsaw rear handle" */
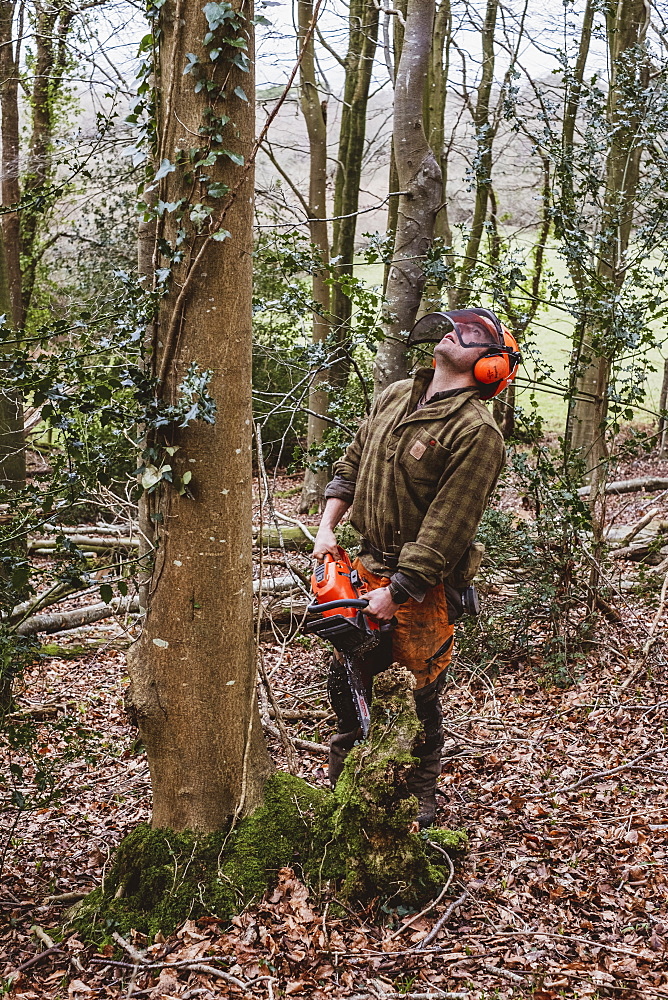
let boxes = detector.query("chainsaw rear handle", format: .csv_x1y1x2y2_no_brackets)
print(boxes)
307,598,369,614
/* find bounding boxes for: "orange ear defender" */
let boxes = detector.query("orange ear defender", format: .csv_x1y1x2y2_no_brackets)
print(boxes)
408,308,521,400
472,325,521,399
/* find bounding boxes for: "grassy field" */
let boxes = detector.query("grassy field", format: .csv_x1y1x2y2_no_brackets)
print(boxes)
355,246,668,432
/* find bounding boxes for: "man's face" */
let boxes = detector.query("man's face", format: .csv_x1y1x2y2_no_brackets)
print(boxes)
433,321,497,373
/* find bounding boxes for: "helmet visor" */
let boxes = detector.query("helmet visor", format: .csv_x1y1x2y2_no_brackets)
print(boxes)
408,309,502,350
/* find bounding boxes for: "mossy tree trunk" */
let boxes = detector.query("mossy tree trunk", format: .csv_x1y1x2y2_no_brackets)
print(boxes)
569,0,649,481
0,0,22,327
298,0,331,514
0,227,25,713
126,0,272,833
374,0,442,394
329,0,379,391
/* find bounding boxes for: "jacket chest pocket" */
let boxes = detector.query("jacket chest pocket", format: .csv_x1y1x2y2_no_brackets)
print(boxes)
398,429,448,483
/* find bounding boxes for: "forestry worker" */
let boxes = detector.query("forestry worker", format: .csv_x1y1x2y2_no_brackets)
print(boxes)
312,307,521,828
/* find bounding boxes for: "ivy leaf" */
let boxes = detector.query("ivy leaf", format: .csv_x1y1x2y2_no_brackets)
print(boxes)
182,470,192,485
154,158,176,182
234,85,248,102
100,584,113,605
189,203,213,224
222,149,244,165
183,52,199,74
212,229,231,241
207,182,229,198
209,47,221,61
203,0,234,30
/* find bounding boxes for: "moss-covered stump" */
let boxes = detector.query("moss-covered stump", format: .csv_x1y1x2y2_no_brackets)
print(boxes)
331,664,465,903
71,665,466,941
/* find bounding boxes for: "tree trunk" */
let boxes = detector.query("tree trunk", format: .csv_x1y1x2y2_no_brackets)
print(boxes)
19,2,74,323
659,358,668,456
570,0,649,478
329,0,379,390
382,3,405,297
126,0,272,833
298,0,331,514
374,0,442,394
454,0,498,306
421,0,451,313
0,227,25,489
0,0,22,327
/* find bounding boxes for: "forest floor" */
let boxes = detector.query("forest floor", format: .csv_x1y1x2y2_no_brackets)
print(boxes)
3,450,668,1000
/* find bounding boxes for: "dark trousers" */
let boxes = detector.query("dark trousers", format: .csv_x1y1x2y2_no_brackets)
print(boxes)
327,649,446,755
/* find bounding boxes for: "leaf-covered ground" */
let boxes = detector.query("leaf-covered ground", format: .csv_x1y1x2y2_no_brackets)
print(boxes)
3,465,668,1000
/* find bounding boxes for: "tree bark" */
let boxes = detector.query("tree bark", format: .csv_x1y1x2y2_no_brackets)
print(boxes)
126,0,272,833
329,0,379,390
0,0,22,327
374,0,442,394
382,3,405,297
454,0,498,306
659,358,668,455
298,0,331,513
0,227,25,489
570,0,650,478
19,2,74,323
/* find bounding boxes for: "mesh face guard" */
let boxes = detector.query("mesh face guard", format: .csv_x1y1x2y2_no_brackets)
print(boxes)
407,308,503,349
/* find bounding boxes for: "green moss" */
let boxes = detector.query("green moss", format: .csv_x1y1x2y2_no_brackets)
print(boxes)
40,643,99,658
70,666,467,941
69,773,332,942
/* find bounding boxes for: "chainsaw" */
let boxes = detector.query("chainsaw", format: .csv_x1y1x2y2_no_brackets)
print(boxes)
303,547,394,737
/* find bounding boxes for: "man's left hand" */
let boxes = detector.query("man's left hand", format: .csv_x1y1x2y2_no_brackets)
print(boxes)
362,586,401,623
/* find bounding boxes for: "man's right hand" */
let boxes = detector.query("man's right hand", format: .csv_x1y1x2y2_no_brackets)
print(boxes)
313,527,339,563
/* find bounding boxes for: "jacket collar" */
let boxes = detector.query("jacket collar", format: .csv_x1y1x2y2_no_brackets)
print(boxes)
398,369,479,426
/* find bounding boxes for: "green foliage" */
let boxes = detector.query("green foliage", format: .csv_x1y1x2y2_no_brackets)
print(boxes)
456,444,595,686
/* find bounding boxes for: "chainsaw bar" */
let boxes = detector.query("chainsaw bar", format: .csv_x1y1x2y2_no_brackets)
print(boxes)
343,653,371,737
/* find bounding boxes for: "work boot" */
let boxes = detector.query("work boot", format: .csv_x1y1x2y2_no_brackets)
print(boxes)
407,746,443,829
328,729,360,789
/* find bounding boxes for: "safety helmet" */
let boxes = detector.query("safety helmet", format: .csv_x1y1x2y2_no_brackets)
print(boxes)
407,307,522,400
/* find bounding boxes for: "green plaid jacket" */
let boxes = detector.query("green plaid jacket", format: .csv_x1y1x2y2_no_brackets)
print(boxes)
325,368,505,596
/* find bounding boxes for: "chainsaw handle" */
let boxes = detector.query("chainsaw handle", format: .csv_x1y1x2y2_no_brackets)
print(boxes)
307,598,369,614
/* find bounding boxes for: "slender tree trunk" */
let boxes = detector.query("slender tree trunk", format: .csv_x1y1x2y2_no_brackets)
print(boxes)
454,0,498,306
0,0,22,327
570,0,649,478
0,228,24,488
19,2,74,323
298,0,331,513
429,0,451,246
329,0,379,390
0,226,24,713
420,0,450,314
382,3,405,297
126,0,272,832
659,358,668,456
0,2,25,495
374,0,442,393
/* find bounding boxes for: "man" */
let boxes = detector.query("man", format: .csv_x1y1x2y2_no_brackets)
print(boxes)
312,307,521,827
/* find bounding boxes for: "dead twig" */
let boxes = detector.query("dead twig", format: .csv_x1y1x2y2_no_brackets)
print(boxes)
385,853,453,942
112,931,149,965
415,890,469,951
481,962,526,984
6,944,65,981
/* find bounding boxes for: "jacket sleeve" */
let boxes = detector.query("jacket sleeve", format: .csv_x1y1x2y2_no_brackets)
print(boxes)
396,422,505,592
323,394,383,502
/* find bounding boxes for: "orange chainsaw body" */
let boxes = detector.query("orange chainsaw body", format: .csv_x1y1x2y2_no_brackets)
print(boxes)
310,548,380,631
